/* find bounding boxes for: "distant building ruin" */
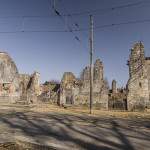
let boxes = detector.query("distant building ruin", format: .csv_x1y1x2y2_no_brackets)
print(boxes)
0,52,40,104
112,80,117,94
59,59,109,109
127,42,150,110
108,80,127,110
38,80,60,103
3,42,150,111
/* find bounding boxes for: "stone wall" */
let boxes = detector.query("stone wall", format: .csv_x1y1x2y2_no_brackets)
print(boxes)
60,72,76,105
0,51,40,104
127,42,150,110
19,72,40,104
0,52,20,103
38,81,60,104
145,58,150,108
59,59,109,110
19,74,31,95
112,80,117,94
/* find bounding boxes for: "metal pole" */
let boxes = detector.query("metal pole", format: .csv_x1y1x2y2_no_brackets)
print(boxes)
89,15,94,114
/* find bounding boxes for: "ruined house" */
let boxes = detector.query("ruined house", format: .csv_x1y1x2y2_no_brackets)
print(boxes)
127,42,150,110
60,59,109,109
108,80,127,110
38,80,60,103
0,52,40,104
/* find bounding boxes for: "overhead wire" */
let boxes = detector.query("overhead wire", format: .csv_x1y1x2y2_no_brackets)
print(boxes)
0,0,148,35
0,18,150,33
0,0,146,88
0,0,149,19
74,19,150,31
62,0,149,16
0,0,149,34
50,0,82,44
56,0,89,51
50,0,150,17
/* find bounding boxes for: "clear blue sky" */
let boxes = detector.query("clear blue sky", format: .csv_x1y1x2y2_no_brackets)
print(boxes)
0,0,150,87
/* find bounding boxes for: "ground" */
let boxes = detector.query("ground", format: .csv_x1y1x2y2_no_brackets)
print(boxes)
0,104,150,150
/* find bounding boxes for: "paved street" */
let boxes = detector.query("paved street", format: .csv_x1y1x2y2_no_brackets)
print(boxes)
0,106,150,150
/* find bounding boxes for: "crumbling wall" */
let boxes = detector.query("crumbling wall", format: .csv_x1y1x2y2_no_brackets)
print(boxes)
145,58,150,108
127,42,149,111
0,51,41,104
60,72,76,105
19,74,31,95
59,59,109,110
112,80,117,94
19,72,40,104
0,52,20,103
38,81,60,104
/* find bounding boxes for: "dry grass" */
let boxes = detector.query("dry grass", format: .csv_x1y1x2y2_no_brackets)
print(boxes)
30,104,150,119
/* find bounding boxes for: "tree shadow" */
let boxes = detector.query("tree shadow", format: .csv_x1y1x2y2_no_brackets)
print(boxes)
0,111,150,150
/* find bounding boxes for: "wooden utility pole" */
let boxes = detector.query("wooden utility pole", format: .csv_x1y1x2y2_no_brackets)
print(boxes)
89,15,94,114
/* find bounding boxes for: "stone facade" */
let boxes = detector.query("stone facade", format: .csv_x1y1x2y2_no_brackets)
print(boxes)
60,59,109,109
0,52,40,104
127,42,150,110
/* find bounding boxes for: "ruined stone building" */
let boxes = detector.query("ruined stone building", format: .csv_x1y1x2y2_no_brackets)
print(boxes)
19,72,40,104
38,80,60,103
59,59,109,109
127,42,150,110
108,80,127,110
0,52,40,104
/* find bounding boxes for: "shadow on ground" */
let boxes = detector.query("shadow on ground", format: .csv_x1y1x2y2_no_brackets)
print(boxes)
0,110,150,150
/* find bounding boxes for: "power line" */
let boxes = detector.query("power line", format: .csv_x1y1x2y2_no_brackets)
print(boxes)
50,0,83,44
74,19,150,31
59,2,89,38
56,0,89,48
0,18,150,33
94,19,150,30
60,0,149,16
0,0,149,19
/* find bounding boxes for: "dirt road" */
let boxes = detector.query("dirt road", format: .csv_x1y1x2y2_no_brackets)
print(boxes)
0,105,149,150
